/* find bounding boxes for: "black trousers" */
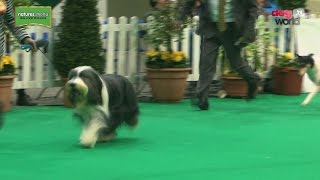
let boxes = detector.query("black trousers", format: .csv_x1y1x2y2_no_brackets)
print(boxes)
196,23,259,99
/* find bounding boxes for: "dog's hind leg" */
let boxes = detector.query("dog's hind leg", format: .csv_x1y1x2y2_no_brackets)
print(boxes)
301,86,320,106
98,132,116,142
97,127,116,142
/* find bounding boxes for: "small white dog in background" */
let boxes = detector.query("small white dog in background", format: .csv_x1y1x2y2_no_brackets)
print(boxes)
296,53,320,106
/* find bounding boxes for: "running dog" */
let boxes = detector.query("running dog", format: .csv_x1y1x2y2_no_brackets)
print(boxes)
296,53,319,106
66,66,139,148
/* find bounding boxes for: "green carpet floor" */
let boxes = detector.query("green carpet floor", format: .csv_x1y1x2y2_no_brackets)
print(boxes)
1,94,320,180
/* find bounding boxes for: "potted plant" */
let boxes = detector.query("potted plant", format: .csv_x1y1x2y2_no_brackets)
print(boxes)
144,0,191,103
221,16,276,97
271,52,304,95
53,0,105,107
0,56,16,112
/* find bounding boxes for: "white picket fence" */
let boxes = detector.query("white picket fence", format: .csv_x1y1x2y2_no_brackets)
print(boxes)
8,15,320,91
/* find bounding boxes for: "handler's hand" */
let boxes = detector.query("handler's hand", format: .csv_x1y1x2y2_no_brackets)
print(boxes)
23,37,38,52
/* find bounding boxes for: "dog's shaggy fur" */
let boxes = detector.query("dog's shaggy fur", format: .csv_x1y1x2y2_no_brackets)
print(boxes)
296,53,319,106
66,66,139,148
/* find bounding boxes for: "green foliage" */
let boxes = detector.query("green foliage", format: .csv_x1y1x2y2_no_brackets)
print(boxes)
277,0,307,10
146,60,188,69
275,52,303,69
0,64,15,75
53,0,104,78
221,16,277,76
244,17,277,72
144,0,191,52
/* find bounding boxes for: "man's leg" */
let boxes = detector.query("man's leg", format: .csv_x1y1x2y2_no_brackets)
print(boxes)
195,36,221,110
219,28,260,99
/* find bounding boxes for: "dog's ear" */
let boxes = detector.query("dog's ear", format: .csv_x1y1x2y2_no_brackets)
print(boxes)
309,56,315,68
308,53,314,57
68,69,77,80
87,84,103,105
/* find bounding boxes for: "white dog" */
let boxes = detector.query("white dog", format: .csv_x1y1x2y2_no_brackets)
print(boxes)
297,54,319,106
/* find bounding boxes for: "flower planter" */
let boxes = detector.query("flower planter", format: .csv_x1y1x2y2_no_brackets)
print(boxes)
271,67,302,95
222,75,259,97
0,75,16,112
222,75,248,97
146,68,191,103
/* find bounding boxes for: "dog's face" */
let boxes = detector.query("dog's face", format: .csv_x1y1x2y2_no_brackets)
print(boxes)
66,66,103,107
296,53,315,68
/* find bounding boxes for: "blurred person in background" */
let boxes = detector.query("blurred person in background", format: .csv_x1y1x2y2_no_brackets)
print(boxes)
179,0,261,110
144,0,168,21
264,0,278,15
0,0,38,106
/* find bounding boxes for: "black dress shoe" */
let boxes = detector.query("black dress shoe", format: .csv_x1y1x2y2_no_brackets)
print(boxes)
246,77,261,100
191,95,209,110
198,99,209,110
16,94,37,106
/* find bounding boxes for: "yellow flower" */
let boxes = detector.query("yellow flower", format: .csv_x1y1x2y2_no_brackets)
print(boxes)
2,56,15,65
0,61,3,70
0,56,15,71
171,51,186,62
173,55,183,62
160,51,171,61
175,51,186,58
284,52,294,60
146,50,159,57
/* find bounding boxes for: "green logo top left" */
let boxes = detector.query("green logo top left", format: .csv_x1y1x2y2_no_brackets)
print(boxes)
15,6,52,28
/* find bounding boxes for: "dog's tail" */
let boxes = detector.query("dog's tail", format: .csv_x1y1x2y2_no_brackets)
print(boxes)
0,102,4,129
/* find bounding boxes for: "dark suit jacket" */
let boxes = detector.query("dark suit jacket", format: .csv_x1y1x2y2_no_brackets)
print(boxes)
180,0,258,43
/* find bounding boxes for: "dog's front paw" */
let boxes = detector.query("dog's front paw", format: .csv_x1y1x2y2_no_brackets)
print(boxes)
80,135,97,148
301,102,307,106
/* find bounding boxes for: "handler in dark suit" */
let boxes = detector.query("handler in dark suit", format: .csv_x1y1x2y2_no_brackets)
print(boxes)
179,0,261,110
